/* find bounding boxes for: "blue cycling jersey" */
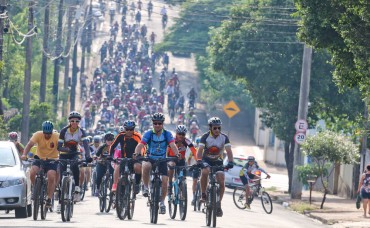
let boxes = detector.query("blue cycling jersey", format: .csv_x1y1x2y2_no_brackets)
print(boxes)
141,129,174,159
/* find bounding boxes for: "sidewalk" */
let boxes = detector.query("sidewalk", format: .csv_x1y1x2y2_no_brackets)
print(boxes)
270,189,370,227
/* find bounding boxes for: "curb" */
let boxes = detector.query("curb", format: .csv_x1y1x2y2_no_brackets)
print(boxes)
303,211,337,225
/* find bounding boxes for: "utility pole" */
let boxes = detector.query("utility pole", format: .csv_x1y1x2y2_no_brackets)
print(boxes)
40,0,50,103
70,19,79,111
86,0,93,70
0,0,6,116
21,1,34,145
52,0,64,114
62,6,74,117
291,45,313,199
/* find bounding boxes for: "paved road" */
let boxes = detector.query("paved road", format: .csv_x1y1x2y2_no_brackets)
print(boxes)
0,180,327,228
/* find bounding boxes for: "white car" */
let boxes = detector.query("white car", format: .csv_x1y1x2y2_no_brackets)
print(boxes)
0,141,32,218
223,154,248,188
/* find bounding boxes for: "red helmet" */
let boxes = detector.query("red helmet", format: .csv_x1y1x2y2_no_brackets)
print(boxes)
8,132,18,141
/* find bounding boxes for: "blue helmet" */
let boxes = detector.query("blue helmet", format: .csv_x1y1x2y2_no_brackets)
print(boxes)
123,120,136,129
42,121,54,134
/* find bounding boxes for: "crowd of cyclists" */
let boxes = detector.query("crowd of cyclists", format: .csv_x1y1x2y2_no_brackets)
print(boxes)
5,0,271,224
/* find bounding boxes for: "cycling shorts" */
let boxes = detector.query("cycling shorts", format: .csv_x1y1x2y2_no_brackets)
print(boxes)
32,159,58,172
146,158,168,176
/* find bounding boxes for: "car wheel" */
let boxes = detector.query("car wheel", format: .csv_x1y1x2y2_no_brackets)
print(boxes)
27,204,32,217
15,206,28,218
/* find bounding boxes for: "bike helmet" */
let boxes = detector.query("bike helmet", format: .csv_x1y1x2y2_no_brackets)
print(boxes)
104,132,115,141
247,156,255,161
42,121,54,134
93,135,101,143
176,125,187,134
152,112,165,122
8,132,18,141
208,117,222,126
123,120,136,129
68,111,82,120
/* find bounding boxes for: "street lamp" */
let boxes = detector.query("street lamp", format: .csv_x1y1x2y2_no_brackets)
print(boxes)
306,174,317,204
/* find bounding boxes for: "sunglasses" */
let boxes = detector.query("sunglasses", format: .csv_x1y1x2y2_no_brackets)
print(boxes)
212,127,221,130
43,132,52,135
177,133,185,136
70,120,80,123
153,122,163,126
125,128,135,131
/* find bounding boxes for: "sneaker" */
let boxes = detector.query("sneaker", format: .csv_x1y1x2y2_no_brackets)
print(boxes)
216,207,223,217
75,186,81,193
200,193,206,202
56,204,61,214
191,199,195,206
142,187,149,197
135,184,140,194
244,203,250,209
112,183,117,192
159,202,166,214
45,198,52,208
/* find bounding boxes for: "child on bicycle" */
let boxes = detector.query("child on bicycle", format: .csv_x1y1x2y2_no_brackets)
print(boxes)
239,156,270,208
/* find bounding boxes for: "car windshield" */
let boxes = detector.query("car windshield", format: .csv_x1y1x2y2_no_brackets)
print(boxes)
0,146,16,166
234,157,248,167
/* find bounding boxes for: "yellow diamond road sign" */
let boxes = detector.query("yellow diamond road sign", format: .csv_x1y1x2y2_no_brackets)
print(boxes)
223,100,240,118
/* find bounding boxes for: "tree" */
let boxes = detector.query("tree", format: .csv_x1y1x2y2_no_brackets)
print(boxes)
294,0,370,92
299,130,359,208
207,0,363,192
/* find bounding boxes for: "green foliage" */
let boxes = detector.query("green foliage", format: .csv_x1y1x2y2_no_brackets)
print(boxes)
294,0,370,92
0,116,9,140
296,164,326,186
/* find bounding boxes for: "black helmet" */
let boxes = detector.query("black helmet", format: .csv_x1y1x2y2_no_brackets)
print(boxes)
104,132,115,141
68,111,82,120
247,156,255,161
123,120,136,129
152,112,165,122
42,121,54,134
208,117,222,126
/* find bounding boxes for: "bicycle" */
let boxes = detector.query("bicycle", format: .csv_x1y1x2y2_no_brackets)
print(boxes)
79,163,91,201
115,157,140,220
189,165,201,212
31,159,56,220
202,165,225,227
145,157,177,224
98,157,114,213
58,158,86,222
168,165,188,220
232,176,273,214
90,163,97,196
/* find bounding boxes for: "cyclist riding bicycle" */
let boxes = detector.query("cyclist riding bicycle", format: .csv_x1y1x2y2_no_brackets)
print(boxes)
109,120,143,194
21,121,59,208
8,132,24,157
58,111,93,204
167,125,197,198
94,132,115,197
197,117,234,217
134,112,180,215
239,156,270,208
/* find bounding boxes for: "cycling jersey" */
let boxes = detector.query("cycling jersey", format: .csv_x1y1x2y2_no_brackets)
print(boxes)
167,137,196,159
29,131,59,159
109,132,142,158
199,131,231,160
141,129,174,159
58,126,91,158
96,143,111,158
239,161,267,178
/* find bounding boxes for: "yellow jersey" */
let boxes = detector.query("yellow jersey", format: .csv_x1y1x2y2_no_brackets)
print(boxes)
30,131,59,159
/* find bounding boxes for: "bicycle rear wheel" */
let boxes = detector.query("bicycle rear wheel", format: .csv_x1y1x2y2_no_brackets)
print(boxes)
179,181,187,220
128,180,135,219
233,187,247,209
168,184,177,219
40,179,48,220
33,177,42,220
116,178,127,220
261,191,273,214
150,179,160,224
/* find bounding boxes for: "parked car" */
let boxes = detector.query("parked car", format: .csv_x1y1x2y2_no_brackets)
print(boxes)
0,141,32,218
223,154,248,188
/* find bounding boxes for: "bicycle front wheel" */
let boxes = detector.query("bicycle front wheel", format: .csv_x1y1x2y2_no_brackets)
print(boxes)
80,178,87,201
195,181,201,211
99,178,106,213
261,191,273,214
150,179,160,224
40,179,48,220
233,187,247,209
179,181,187,220
33,177,42,220
211,186,218,227
168,184,177,219
61,178,70,222
205,186,212,227
106,177,113,212
128,180,135,219
116,178,127,220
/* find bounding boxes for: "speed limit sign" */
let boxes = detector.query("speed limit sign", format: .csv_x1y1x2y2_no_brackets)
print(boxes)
294,132,306,144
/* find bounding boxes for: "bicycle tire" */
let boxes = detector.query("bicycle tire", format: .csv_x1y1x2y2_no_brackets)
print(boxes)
179,181,187,221
150,178,160,224
99,178,106,213
128,180,135,219
69,181,75,221
106,177,113,212
195,181,201,211
40,179,48,220
261,191,273,214
211,186,217,227
80,178,86,201
61,178,69,222
33,177,42,220
168,183,177,219
233,187,247,209
91,170,97,196
205,186,212,227
116,178,127,220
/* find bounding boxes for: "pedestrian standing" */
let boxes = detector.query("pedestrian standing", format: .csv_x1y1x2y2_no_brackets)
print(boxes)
358,164,370,217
